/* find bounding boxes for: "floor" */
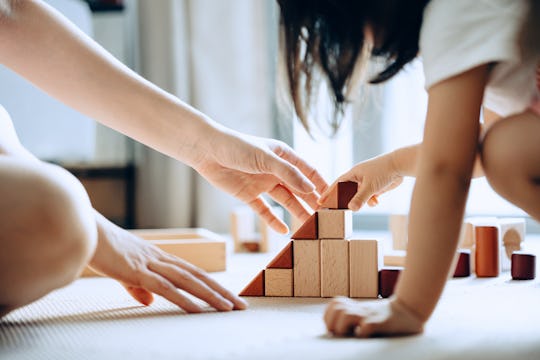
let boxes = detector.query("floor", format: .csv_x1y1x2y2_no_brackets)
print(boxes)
2,232,540,360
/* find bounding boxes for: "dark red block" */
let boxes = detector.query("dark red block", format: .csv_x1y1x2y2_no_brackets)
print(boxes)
379,268,402,298
453,249,471,277
511,252,536,280
337,181,358,209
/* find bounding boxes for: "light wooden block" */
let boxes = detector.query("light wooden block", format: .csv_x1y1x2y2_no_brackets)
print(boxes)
81,228,226,276
321,239,349,297
389,214,408,250
384,250,406,267
349,239,381,298
260,206,284,252
293,240,321,297
499,218,525,271
318,209,352,239
230,206,257,252
265,268,293,297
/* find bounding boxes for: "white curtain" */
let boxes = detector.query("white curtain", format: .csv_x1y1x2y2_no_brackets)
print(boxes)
135,0,276,232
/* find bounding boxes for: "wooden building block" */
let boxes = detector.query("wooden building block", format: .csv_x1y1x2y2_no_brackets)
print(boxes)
319,181,358,209
267,241,293,269
349,239,381,298
291,212,318,239
453,249,471,278
82,228,226,276
293,240,321,297
318,209,352,239
379,268,402,298
259,206,284,252
239,270,265,296
389,214,408,250
475,226,500,277
265,268,293,297
384,250,406,267
230,206,257,252
511,252,536,280
458,217,498,272
321,239,349,297
499,218,525,271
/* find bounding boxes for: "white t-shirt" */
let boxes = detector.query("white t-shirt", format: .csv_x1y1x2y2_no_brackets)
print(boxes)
420,0,538,116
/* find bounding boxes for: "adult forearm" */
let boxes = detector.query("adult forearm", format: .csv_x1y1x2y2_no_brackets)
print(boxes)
0,0,215,167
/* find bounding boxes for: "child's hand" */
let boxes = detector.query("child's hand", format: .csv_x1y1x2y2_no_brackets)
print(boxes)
319,153,403,211
324,297,424,337
89,213,247,313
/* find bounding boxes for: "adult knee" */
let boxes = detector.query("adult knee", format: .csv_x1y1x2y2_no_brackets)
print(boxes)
31,162,98,284
0,159,97,307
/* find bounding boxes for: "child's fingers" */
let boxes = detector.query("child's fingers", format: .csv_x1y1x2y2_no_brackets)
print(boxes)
347,183,375,211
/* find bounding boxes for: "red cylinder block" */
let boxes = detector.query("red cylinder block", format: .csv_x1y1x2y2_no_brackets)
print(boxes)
475,226,499,277
379,268,402,298
453,249,471,277
511,252,536,280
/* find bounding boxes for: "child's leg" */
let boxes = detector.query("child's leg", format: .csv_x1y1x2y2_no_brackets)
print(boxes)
481,109,540,220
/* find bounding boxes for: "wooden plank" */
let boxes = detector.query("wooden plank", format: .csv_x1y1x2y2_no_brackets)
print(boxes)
293,240,321,297
384,250,406,267
349,239,380,298
321,239,349,297
265,269,293,297
389,214,408,250
318,209,352,239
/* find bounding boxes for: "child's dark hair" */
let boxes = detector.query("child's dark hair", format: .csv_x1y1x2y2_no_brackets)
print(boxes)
277,0,431,133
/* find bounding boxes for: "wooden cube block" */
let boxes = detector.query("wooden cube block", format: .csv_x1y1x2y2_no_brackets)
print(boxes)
230,206,257,252
499,218,525,271
453,249,471,277
239,270,265,296
293,240,321,297
349,239,381,298
319,181,358,209
321,239,349,297
511,252,536,280
265,268,293,297
318,209,352,239
389,214,408,250
384,250,406,267
379,268,402,298
291,212,318,240
475,226,500,277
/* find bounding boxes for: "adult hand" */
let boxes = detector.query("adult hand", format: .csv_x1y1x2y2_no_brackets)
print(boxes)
194,130,328,233
89,213,247,313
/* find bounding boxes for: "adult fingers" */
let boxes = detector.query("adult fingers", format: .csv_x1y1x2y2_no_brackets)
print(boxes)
136,269,203,313
148,261,234,312
273,144,329,195
123,284,154,306
267,184,311,223
258,152,316,194
163,255,248,310
248,196,289,234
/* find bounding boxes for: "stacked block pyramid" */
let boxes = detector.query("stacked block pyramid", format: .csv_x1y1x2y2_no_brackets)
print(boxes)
240,181,400,298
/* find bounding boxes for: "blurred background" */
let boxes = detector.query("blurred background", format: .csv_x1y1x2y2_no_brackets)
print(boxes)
0,0,531,233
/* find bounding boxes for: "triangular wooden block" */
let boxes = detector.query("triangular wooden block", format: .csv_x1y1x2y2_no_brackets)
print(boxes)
319,181,358,209
239,270,265,296
291,213,318,239
267,241,293,269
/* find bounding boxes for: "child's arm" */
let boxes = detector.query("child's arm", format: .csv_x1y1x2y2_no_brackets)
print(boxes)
325,65,489,337
0,0,327,230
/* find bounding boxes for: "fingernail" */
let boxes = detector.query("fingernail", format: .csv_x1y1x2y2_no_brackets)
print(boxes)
235,297,249,310
220,298,234,311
